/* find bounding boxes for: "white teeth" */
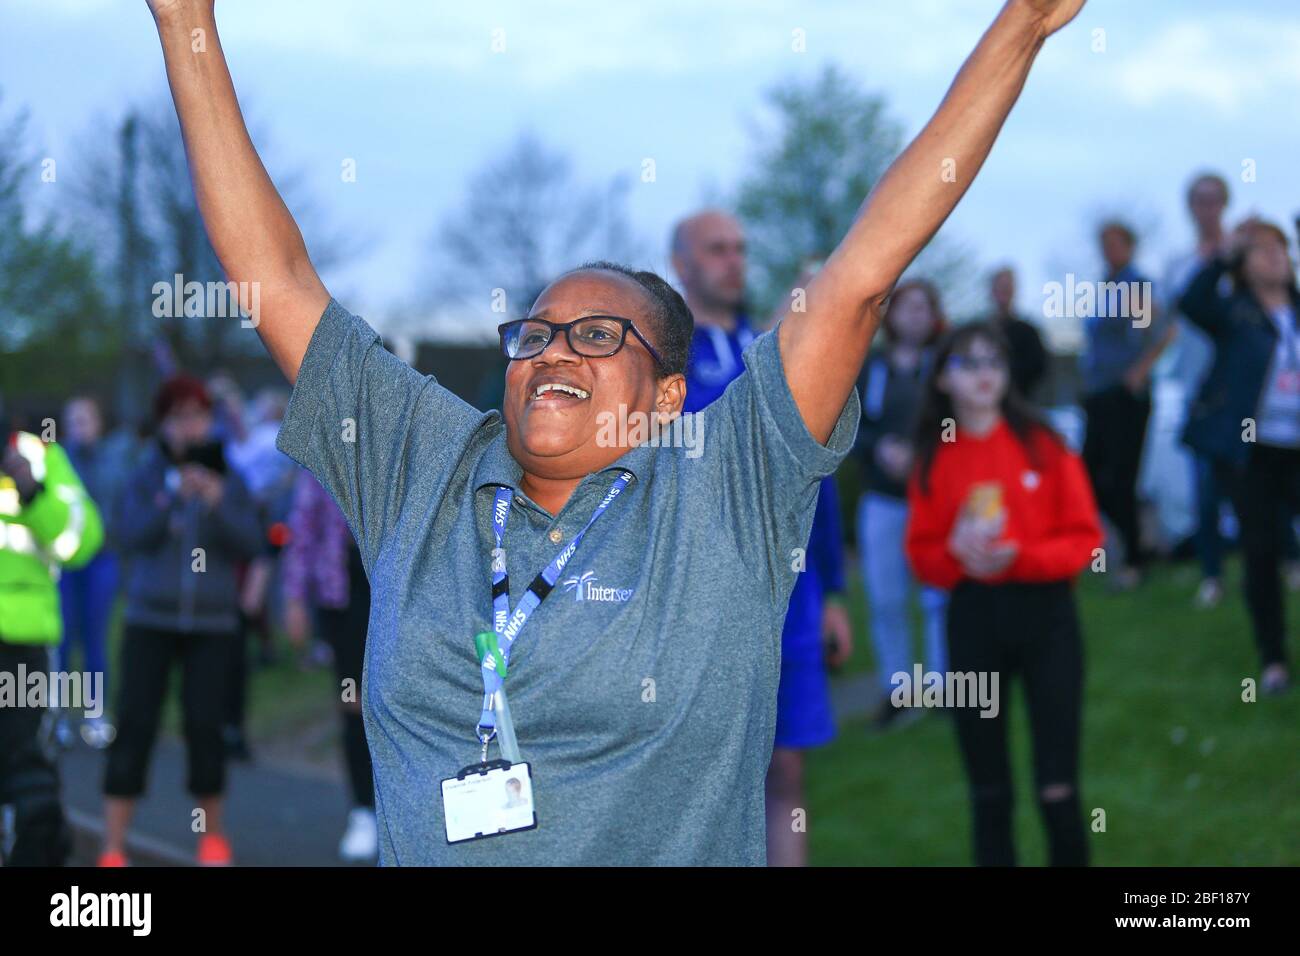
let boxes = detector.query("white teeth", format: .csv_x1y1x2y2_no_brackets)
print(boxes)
533,383,589,400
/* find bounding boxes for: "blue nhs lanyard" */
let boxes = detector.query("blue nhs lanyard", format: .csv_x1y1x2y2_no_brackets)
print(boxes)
475,470,635,752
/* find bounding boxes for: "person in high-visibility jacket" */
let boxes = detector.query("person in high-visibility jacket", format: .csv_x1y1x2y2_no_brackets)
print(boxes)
1,424,104,865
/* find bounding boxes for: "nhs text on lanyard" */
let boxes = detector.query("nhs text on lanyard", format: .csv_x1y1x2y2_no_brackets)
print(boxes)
475,470,634,758
441,470,632,844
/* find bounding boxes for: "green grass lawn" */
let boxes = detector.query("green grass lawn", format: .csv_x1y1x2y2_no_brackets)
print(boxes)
808,559,1300,865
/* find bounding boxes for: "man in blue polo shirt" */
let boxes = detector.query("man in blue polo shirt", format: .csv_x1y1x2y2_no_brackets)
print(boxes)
672,210,852,867
1080,221,1175,589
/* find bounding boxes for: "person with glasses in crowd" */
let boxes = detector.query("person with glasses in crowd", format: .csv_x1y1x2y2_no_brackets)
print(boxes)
907,323,1101,866
141,0,1087,864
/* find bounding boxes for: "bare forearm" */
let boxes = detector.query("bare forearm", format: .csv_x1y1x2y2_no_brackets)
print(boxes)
779,0,1059,443
840,3,1046,299
152,3,328,379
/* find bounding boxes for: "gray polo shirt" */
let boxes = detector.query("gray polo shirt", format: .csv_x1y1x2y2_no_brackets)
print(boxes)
276,299,859,865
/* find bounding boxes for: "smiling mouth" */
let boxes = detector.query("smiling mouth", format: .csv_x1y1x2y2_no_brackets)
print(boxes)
529,382,591,403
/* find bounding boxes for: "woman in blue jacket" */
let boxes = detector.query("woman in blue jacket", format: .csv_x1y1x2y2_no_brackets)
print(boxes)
1180,218,1300,695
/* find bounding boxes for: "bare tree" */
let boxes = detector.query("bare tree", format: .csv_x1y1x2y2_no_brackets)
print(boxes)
69,98,357,378
430,130,647,325
736,66,976,319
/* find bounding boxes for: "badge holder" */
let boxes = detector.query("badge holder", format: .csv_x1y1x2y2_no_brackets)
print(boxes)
440,751,537,844
439,634,536,844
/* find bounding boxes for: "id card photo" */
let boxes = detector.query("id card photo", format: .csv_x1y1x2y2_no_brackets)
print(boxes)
441,762,537,844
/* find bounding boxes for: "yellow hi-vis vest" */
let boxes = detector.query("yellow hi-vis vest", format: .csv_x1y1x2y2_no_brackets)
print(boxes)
0,432,104,646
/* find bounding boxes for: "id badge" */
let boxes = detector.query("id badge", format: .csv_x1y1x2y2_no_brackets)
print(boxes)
440,759,537,844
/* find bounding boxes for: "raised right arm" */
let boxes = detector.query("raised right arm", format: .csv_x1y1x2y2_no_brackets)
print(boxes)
147,0,329,381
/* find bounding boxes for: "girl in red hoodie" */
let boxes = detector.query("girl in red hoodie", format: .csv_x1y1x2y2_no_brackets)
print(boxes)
906,322,1101,867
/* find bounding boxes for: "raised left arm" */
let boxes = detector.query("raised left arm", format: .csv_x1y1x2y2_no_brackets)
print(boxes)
778,0,1085,442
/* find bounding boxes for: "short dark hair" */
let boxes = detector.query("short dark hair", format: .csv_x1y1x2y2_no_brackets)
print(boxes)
882,278,947,346
1099,220,1137,247
569,261,694,377
1187,171,1230,206
1229,217,1297,292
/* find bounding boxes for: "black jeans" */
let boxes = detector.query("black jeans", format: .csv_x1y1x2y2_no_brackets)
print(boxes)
947,580,1088,867
0,643,68,865
1216,444,1300,668
1083,385,1151,569
104,625,232,798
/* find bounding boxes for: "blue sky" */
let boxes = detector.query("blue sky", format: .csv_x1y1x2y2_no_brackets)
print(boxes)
3,0,1298,347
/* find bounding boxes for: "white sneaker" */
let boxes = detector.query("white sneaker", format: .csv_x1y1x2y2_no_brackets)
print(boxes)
339,807,378,862
1194,578,1223,609
80,717,117,750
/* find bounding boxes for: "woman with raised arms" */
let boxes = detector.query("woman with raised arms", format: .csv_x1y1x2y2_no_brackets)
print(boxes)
139,0,1085,865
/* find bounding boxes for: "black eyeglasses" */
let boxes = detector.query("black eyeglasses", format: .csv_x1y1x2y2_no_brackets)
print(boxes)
946,354,1008,373
498,315,663,368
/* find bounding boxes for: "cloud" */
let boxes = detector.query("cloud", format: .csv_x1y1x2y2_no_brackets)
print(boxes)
1106,18,1300,114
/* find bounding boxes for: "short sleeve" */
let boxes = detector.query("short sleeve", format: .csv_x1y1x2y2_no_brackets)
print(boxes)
701,328,860,604
276,298,488,567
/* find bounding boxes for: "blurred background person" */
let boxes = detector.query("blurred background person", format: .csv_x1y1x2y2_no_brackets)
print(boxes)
907,323,1101,867
0,393,104,865
671,212,852,867
206,374,256,762
854,279,948,731
99,375,263,867
1163,173,1235,608
1080,221,1174,589
985,266,1049,403
281,467,377,863
207,379,296,761
56,395,131,749
1179,218,1300,695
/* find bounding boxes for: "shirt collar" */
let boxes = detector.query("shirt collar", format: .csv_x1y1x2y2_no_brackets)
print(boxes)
471,420,659,493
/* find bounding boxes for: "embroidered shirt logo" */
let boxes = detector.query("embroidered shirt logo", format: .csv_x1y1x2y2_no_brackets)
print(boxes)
561,571,634,604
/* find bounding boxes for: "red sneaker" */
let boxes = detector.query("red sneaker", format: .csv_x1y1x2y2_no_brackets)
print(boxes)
196,833,233,866
97,849,129,867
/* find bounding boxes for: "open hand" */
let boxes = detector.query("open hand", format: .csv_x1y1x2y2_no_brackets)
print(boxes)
948,518,1019,579
1,446,39,501
144,0,213,23
822,600,853,670
179,464,224,508
1018,0,1086,37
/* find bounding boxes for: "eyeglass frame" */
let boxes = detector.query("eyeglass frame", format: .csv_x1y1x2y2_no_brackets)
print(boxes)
945,353,1008,373
497,315,664,370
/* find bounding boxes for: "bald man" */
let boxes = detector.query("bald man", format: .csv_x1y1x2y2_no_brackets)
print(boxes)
671,210,852,867
671,210,754,408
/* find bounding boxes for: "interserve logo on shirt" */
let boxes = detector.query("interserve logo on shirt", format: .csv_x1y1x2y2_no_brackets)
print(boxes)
562,571,634,603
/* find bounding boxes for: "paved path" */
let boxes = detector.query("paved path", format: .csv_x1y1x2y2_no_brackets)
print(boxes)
61,736,356,867
59,669,885,866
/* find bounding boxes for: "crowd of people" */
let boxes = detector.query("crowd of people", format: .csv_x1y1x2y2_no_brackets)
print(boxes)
666,172,1298,866
1,166,1295,869
3,166,1298,869
1,374,378,865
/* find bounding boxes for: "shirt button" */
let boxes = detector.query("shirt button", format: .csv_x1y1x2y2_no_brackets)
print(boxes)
548,528,563,544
